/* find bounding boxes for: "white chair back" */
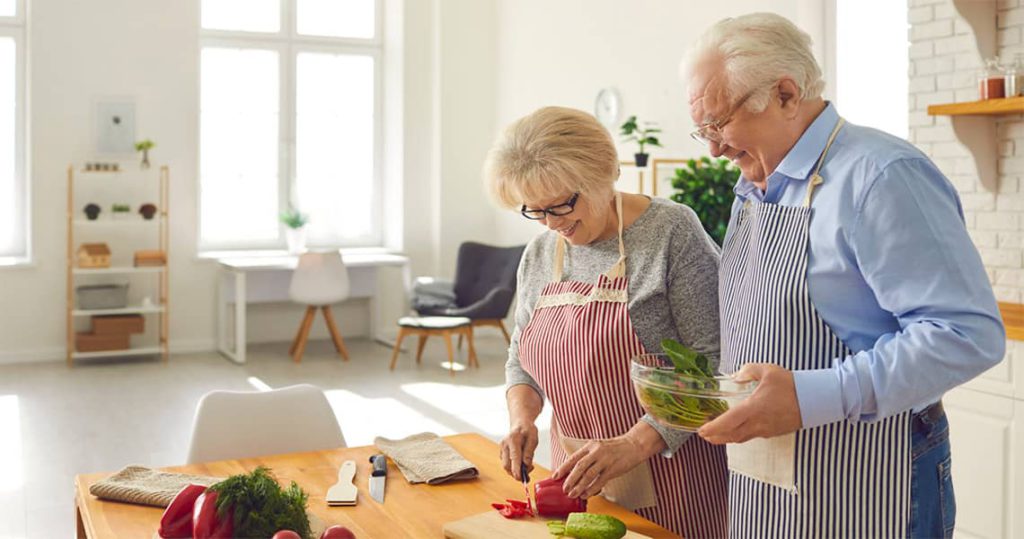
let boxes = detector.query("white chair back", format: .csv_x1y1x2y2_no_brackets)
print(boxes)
186,383,346,464
289,251,350,306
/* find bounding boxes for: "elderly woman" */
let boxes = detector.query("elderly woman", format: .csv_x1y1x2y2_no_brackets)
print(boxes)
686,13,1004,538
485,106,727,536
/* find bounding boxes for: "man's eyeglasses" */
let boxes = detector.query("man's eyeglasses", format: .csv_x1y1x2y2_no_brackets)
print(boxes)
521,192,580,220
689,85,766,146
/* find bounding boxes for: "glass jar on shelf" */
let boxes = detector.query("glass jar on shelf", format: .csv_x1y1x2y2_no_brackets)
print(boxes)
979,57,1006,100
1005,54,1023,98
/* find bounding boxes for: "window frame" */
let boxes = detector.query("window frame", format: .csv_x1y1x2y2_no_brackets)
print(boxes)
0,1,29,266
198,0,384,253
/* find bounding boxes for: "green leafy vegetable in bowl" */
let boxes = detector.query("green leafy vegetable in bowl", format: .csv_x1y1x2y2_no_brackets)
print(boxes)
631,339,750,431
210,466,313,539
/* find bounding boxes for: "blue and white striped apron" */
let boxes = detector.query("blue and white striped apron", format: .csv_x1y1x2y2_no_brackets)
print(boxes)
719,118,912,538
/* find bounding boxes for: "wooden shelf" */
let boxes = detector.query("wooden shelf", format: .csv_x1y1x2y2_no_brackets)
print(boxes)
999,302,1024,341
73,219,158,226
71,305,165,317
73,266,165,275
927,97,1024,117
71,346,163,360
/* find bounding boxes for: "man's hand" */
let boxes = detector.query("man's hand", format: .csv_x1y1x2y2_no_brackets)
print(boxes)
698,363,802,444
500,422,539,480
553,436,647,499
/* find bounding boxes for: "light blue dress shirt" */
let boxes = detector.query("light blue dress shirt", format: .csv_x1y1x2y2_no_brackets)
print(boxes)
726,103,1006,429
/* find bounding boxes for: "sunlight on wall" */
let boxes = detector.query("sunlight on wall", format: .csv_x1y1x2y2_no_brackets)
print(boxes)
836,0,909,139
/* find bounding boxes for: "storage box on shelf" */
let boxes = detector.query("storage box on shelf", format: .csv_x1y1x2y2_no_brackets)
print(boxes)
65,164,170,365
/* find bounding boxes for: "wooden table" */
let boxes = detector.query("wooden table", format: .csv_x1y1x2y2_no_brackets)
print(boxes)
75,433,677,538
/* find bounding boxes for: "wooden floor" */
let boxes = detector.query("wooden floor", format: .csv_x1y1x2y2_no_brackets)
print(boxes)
0,334,553,539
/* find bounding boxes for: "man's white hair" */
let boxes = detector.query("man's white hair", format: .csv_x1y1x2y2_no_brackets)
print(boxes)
684,12,824,112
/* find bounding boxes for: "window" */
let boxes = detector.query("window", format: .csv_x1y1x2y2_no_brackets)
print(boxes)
0,0,26,264
199,0,382,251
834,0,909,139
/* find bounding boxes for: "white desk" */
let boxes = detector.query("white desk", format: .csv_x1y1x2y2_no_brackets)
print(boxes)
216,252,411,364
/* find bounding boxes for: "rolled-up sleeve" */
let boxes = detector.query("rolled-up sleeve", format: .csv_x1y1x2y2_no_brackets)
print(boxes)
793,158,1006,429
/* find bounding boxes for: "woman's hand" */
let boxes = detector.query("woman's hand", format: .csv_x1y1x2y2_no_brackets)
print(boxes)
500,422,539,480
553,422,666,499
553,437,645,499
501,385,544,480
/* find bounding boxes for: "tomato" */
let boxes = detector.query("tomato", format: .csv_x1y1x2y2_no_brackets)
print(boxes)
534,477,587,518
272,531,302,539
320,525,357,539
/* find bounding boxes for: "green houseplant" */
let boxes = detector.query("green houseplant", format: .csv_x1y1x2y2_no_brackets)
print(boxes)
135,139,155,169
619,115,662,167
670,157,739,245
280,207,309,254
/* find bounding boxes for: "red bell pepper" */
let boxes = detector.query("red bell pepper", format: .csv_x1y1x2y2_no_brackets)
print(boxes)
158,484,207,538
193,490,234,539
491,498,534,519
534,477,587,518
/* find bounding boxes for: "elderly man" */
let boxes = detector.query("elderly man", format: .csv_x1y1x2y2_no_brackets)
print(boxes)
685,12,1005,539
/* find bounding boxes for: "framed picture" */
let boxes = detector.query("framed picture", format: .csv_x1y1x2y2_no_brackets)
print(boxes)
95,100,135,154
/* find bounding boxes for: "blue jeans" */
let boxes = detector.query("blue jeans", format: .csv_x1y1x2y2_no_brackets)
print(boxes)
908,402,955,538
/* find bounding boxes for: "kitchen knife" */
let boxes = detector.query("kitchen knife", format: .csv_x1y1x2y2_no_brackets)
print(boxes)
369,454,387,503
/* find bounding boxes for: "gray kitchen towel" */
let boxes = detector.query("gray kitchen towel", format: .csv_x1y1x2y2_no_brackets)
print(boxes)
89,465,221,507
374,432,479,485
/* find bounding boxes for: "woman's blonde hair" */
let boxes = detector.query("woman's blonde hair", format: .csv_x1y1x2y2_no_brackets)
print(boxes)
484,106,618,210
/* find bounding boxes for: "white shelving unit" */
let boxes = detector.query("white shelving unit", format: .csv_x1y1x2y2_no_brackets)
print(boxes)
65,165,170,364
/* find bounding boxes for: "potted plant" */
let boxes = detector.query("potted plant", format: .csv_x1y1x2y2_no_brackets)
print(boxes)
670,156,739,245
111,203,132,220
619,115,662,167
280,207,309,254
83,203,101,221
139,203,158,220
134,139,155,170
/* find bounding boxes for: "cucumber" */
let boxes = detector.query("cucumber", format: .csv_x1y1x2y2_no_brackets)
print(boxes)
547,512,627,539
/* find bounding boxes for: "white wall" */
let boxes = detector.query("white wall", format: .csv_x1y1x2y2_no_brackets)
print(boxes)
0,0,825,362
489,0,826,246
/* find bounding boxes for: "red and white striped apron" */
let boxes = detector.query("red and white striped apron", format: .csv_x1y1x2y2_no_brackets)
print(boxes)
519,193,728,537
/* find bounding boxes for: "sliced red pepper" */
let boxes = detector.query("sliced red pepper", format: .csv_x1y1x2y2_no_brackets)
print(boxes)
159,484,207,538
491,498,533,519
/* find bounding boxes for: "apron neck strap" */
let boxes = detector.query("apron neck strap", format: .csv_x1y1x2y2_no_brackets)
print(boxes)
552,192,627,281
803,117,846,208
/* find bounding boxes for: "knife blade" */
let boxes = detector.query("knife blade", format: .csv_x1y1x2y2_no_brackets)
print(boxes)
369,454,387,503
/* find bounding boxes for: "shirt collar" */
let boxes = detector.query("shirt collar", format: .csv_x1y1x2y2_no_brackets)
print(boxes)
732,102,840,201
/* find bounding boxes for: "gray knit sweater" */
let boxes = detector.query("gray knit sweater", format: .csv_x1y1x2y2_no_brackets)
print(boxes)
505,196,722,453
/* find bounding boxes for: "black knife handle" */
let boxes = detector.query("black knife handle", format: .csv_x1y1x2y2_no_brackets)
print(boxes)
370,454,387,477
520,462,530,483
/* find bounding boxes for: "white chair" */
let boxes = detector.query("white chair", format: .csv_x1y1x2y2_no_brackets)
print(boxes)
185,384,346,464
289,251,350,363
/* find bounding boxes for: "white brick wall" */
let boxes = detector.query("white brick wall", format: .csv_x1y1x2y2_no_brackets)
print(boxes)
909,0,1024,304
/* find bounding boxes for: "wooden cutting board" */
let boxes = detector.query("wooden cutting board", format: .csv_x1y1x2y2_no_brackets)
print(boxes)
442,511,653,539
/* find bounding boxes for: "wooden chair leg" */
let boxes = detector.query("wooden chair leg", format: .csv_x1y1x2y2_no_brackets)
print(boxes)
389,327,409,371
443,330,455,376
416,335,428,364
465,326,479,368
497,319,511,343
292,306,317,363
321,306,349,361
289,306,315,356
457,333,463,351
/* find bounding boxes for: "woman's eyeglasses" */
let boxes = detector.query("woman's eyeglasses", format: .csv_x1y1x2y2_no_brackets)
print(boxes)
521,192,580,220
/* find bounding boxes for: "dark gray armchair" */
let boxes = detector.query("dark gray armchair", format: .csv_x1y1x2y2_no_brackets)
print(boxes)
412,241,525,345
